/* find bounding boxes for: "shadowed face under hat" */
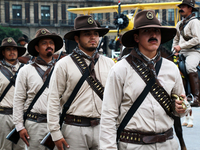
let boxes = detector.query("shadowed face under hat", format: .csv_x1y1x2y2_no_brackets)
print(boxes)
0,37,26,59
121,10,177,47
64,15,109,41
178,0,198,12
17,37,26,43
28,28,63,56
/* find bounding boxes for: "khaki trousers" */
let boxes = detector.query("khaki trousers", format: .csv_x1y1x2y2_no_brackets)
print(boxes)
58,124,99,150
118,138,179,150
25,120,49,150
0,114,25,150
181,50,200,73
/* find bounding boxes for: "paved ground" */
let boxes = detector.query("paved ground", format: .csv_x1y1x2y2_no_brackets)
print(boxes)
176,107,200,150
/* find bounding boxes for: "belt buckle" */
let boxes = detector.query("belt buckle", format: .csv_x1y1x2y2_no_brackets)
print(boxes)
0,108,4,111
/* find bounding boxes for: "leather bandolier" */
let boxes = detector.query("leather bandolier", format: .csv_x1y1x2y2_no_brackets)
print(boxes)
24,62,54,123
126,54,173,117
71,51,104,100
0,64,14,81
125,54,186,150
179,16,200,49
0,62,24,114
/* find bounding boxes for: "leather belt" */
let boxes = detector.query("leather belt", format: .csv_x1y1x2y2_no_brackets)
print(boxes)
26,112,47,123
119,128,173,144
192,44,200,49
0,107,13,115
64,114,100,127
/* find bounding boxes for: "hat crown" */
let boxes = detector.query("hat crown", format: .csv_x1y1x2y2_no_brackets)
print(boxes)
181,0,195,7
18,37,25,41
1,37,17,47
35,28,51,38
74,15,99,30
134,10,161,29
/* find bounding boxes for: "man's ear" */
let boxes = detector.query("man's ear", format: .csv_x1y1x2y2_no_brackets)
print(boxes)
35,45,39,53
134,34,139,43
74,36,79,44
189,7,193,12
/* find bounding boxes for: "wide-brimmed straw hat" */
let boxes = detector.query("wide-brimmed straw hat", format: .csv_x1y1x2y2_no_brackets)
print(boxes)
0,37,26,59
121,10,177,47
178,0,198,12
28,28,63,56
64,15,109,41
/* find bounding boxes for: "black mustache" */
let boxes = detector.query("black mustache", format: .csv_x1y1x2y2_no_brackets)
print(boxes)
148,38,158,42
179,10,184,13
46,47,53,51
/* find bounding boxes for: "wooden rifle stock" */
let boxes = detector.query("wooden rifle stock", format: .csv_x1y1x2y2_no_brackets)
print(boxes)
40,132,55,150
6,128,20,144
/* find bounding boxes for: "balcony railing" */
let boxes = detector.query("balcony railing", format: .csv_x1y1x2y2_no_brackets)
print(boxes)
85,0,113,2
3,19,116,28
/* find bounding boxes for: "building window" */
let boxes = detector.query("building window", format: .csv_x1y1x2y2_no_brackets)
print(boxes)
25,3,30,23
53,4,58,24
93,13,103,24
5,2,10,23
162,9,166,26
105,13,110,25
34,3,38,23
12,5,22,24
61,4,66,24
168,9,174,26
123,10,128,15
41,5,50,25
68,6,77,25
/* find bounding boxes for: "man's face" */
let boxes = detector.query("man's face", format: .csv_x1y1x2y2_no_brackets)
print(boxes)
75,30,99,53
179,4,192,17
35,38,55,58
19,40,26,46
134,28,161,57
2,47,18,62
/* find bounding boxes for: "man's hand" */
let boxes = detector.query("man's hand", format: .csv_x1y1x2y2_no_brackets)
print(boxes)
173,45,181,55
175,94,187,114
55,138,69,150
19,128,30,146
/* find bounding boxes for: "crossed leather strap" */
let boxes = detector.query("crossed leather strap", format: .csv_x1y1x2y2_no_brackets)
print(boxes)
70,50,104,100
126,49,173,118
31,56,55,82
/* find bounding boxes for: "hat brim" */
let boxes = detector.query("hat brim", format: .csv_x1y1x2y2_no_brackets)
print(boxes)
121,25,177,47
64,27,109,41
28,34,63,56
177,3,198,11
0,46,26,59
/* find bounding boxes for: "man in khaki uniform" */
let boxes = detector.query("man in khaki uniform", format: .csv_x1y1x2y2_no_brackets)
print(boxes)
13,28,63,150
0,37,26,150
172,0,200,106
47,15,115,150
99,10,191,150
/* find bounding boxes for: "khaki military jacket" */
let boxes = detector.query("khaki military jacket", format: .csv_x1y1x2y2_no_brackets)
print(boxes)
99,57,190,150
172,16,200,53
13,63,52,132
0,61,21,108
47,53,115,141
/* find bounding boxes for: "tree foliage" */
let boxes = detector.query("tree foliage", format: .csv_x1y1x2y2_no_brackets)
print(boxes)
0,26,23,44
